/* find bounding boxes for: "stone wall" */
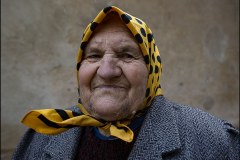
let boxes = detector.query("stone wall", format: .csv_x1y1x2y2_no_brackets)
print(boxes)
1,0,239,159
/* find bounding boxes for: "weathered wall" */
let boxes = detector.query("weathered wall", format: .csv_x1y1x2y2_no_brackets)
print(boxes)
1,0,239,159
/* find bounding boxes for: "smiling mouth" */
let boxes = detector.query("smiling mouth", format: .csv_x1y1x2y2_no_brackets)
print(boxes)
93,85,126,90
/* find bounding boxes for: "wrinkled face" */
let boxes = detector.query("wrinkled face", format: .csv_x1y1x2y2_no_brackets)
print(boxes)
78,17,148,121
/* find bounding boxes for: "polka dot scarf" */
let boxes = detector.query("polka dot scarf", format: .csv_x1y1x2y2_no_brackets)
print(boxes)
21,6,163,143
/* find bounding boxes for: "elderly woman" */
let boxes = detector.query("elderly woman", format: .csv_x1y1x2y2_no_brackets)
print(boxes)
13,6,239,160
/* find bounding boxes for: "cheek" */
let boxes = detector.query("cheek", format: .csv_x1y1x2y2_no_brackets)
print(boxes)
78,62,97,90
123,63,148,94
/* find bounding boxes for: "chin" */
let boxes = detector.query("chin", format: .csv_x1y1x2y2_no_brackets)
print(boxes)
94,113,123,122
90,102,130,121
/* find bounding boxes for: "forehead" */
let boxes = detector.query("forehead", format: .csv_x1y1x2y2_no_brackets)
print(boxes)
87,31,137,49
93,12,131,35
86,14,138,48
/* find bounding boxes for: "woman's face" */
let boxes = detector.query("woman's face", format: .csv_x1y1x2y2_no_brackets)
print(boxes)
78,17,148,121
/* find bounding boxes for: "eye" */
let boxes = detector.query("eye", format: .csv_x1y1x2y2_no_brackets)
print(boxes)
84,54,102,62
119,53,135,59
118,53,136,62
123,54,135,59
87,55,101,59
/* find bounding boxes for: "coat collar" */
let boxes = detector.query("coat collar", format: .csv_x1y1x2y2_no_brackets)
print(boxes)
128,96,181,159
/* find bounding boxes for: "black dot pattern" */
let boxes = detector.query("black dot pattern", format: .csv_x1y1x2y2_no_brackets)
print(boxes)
135,33,143,43
150,65,153,74
152,54,155,62
140,28,146,37
77,62,81,71
103,6,112,13
144,55,150,64
157,55,161,63
78,98,82,104
145,88,150,97
80,42,88,50
121,14,132,24
135,18,142,24
90,22,98,31
155,65,159,73
149,48,151,55
147,33,153,42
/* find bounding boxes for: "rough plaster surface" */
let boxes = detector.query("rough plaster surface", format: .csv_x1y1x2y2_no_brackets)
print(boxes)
1,0,239,159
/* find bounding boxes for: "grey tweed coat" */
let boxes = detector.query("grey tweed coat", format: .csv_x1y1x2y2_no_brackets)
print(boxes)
12,96,239,160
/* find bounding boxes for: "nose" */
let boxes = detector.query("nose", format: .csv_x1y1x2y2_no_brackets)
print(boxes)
97,55,122,80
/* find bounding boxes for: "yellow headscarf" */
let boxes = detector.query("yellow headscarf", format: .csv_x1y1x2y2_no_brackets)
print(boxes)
22,6,162,143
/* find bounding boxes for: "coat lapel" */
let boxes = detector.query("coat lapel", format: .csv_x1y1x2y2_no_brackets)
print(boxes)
43,127,82,159
128,96,181,160
42,107,83,160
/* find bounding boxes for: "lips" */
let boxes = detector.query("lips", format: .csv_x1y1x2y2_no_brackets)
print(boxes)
93,84,126,90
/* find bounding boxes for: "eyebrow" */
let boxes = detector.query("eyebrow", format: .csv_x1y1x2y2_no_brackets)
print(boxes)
114,45,139,53
84,47,101,55
86,44,139,54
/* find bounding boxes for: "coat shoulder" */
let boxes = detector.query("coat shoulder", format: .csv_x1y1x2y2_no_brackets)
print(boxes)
159,96,239,159
171,99,239,137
